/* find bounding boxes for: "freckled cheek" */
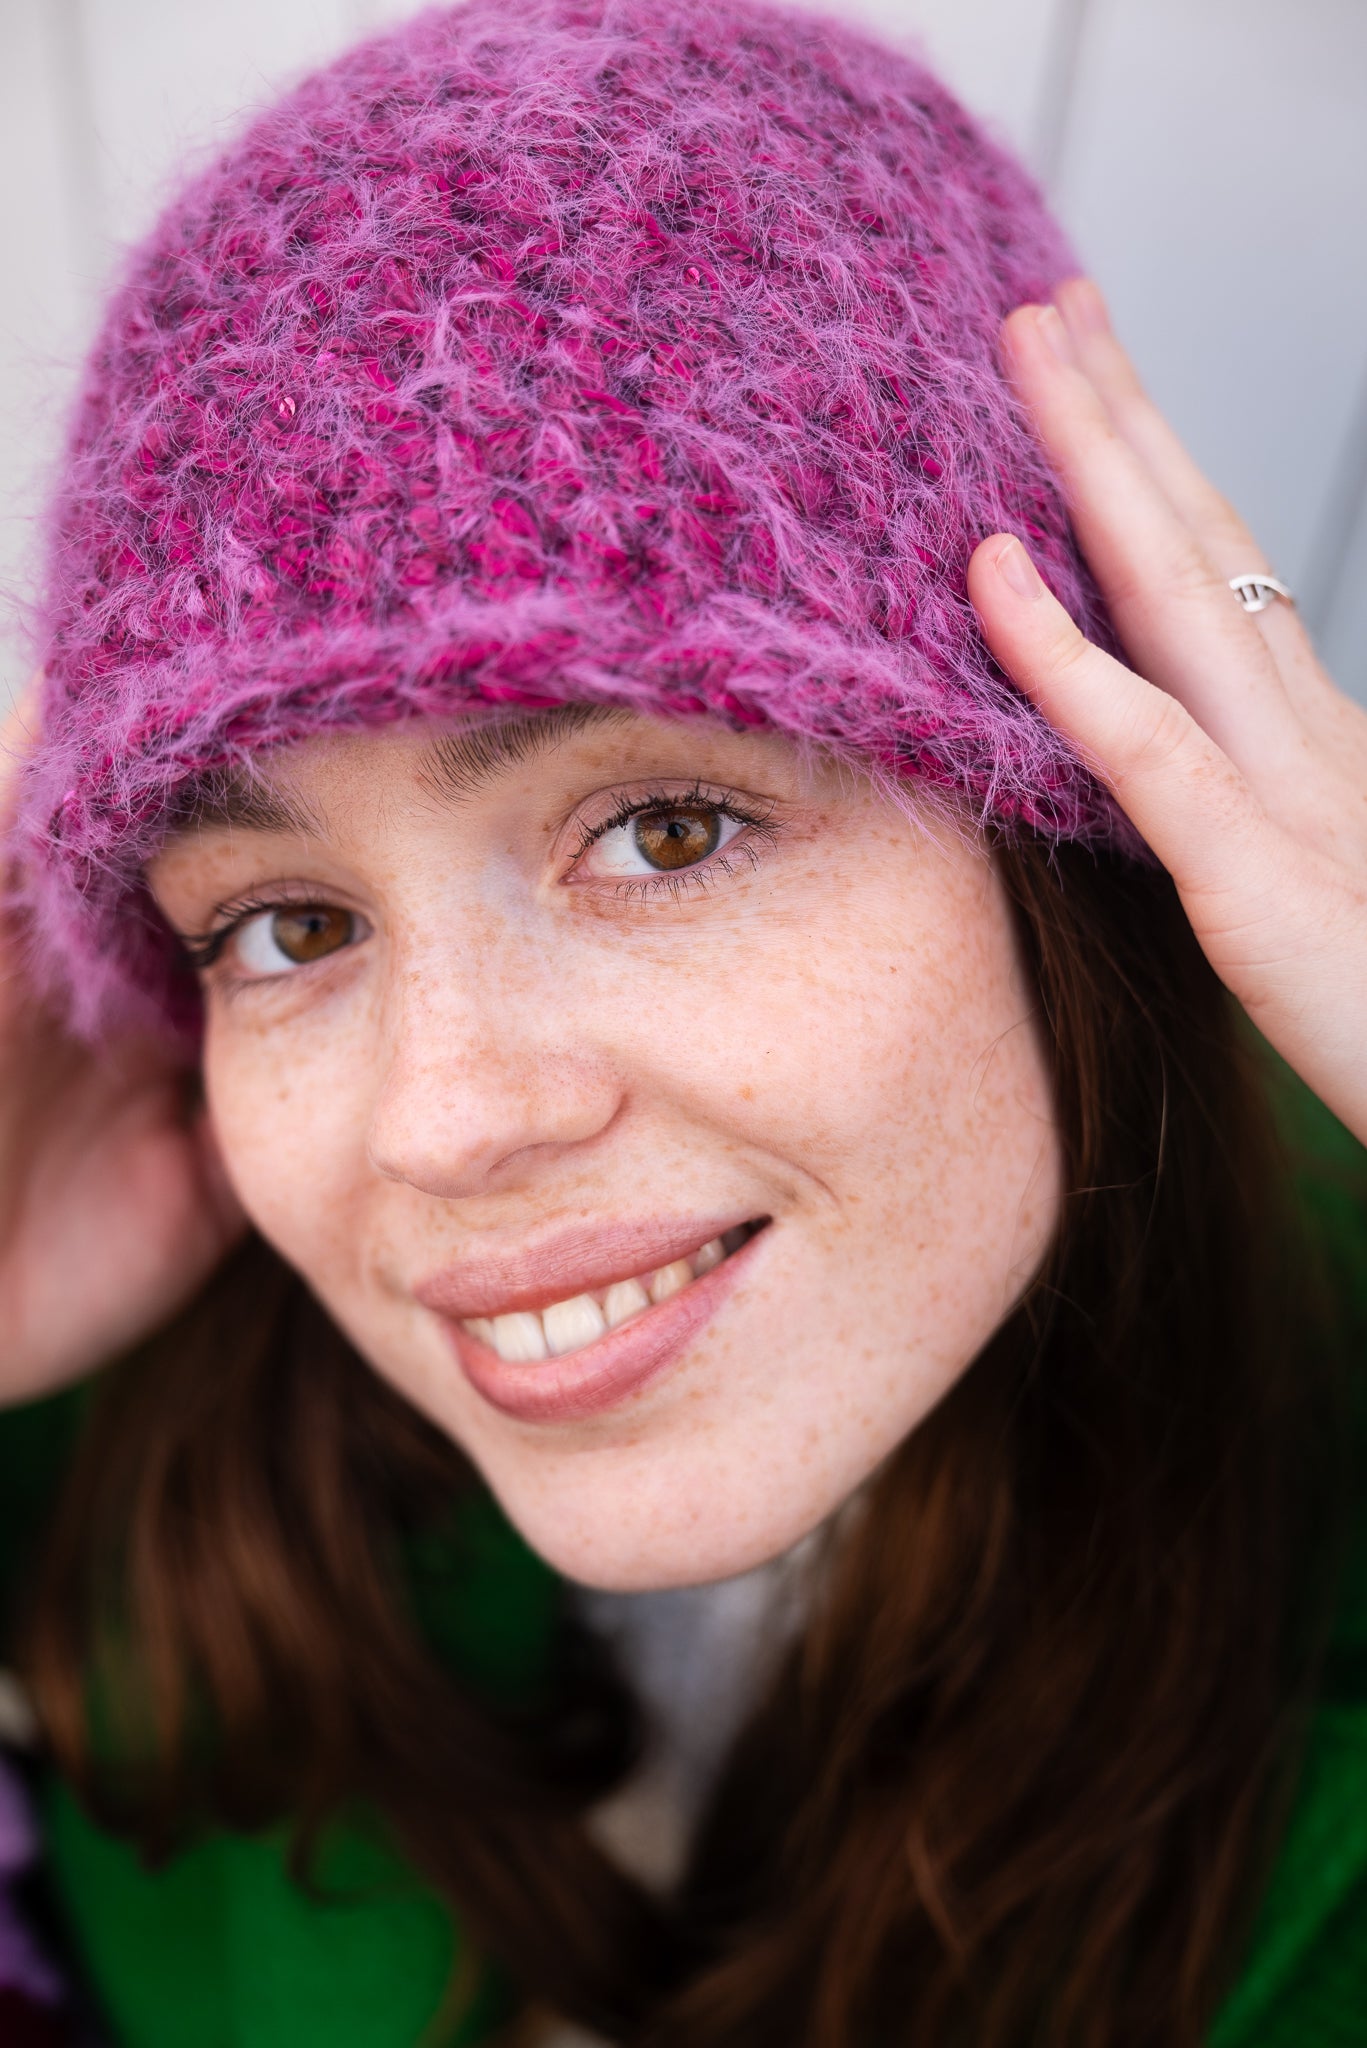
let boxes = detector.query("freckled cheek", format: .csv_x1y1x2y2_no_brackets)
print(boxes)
624,919,1002,1180
615,880,1055,1346
201,1017,373,1273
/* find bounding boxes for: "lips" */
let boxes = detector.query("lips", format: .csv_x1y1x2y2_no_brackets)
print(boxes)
415,1217,767,1424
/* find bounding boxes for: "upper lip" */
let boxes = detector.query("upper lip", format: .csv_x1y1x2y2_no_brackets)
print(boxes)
412,1214,759,1321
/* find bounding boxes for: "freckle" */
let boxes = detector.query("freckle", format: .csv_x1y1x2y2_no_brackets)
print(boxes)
738,1083,754,1101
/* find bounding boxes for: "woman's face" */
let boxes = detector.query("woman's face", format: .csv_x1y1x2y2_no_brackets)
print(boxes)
148,711,1061,1590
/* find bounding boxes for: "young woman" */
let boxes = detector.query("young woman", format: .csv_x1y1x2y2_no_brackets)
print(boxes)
2,2,1366,2043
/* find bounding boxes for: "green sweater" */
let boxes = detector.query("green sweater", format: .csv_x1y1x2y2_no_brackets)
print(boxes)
3,1081,1367,2047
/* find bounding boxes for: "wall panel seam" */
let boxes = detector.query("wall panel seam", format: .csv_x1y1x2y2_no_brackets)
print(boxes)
1031,0,1093,189
1303,358,1367,640
45,0,107,289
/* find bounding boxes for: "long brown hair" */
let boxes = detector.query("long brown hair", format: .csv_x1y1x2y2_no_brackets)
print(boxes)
22,838,1345,2047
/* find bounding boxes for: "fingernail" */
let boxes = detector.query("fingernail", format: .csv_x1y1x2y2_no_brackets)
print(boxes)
1036,304,1073,364
993,536,1044,602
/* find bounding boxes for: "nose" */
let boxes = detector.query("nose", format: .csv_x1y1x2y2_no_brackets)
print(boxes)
365,954,622,1200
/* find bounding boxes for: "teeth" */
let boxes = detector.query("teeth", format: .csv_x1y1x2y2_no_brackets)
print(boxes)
462,1228,756,1364
488,1311,548,1363
603,1277,651,1327
542,1294,608,1356
648,1259,693,1304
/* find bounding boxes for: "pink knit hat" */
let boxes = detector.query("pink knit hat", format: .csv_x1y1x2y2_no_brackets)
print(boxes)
16,0,1130,1041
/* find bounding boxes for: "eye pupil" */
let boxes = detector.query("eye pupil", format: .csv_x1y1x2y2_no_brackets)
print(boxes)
633,805,721,871
271,906,353,963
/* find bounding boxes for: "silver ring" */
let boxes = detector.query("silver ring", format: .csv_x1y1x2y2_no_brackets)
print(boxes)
1229,572,1295,614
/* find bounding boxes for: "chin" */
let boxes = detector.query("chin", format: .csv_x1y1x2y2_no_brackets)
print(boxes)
475,1447,843,1595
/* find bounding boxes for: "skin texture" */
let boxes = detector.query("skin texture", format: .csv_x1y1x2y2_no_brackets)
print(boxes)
0,686,244,1403
143,719,1061,1589
3,279,1365,1578
970,281,1367,1146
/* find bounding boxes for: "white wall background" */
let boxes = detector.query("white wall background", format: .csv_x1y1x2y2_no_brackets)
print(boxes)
3,0,1366,706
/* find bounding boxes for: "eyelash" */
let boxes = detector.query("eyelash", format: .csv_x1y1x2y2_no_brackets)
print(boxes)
568,782,781,897
178,783,780,972
178,888,323,972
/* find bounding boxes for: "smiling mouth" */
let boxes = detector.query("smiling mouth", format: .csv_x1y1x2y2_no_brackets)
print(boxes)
461,1222,763,1364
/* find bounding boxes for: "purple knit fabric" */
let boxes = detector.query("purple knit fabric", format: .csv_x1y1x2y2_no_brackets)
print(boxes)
16,0,1133,1041
0,1758,63,2006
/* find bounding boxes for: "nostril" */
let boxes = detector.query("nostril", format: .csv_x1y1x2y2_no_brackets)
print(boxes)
365,1049,624,1200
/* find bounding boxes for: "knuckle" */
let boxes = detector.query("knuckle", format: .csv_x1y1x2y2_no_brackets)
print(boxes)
1046,615,1096,676
1107,546,1222,620
1109,388,1158,441
1206,498,1256,556
1162,549,1222,608
1039,618,1105,698
1113,688,1196,779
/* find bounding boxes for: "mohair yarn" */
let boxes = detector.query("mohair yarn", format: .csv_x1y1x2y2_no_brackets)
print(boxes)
15,0,1132,1040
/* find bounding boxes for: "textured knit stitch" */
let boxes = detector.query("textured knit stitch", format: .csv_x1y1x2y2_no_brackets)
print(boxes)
15,0,1135,1040
0,1757,64,2006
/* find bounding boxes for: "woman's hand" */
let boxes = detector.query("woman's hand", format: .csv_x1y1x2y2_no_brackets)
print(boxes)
969,278,1367,1149
0,697,245,1406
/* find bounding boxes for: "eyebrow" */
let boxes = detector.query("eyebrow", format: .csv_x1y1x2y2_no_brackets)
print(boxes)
166,702,637,841
168,766,324,839
414,701,635,805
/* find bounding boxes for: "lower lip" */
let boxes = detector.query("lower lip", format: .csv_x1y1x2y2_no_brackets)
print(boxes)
440,1229,764,1424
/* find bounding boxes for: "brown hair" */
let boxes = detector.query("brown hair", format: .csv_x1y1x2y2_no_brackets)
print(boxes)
22,838,1345,2047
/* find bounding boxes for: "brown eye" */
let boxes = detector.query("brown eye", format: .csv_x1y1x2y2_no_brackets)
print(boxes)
269,906,355,963
632,804,722,871
229,904,360,975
